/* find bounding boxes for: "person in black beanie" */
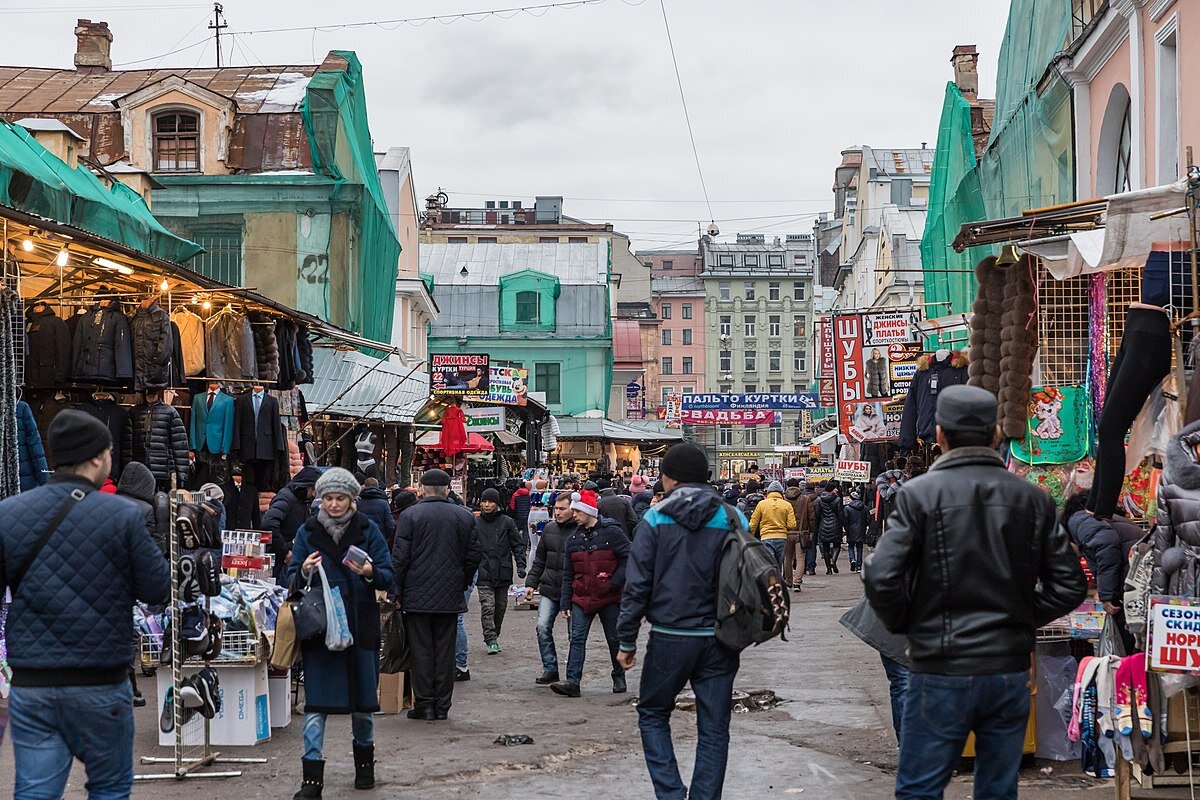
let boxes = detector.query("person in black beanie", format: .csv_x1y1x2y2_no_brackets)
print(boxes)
617,442,745,799
474,487,525,654
0,410,169,799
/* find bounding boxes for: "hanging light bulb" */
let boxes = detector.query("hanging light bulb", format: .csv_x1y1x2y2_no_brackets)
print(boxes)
20,239,32,252
202,299,212,310
55,248,69,267
160,279,169,292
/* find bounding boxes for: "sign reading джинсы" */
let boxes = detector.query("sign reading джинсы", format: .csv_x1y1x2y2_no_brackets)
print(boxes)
680,393,818,411
431,353,490,398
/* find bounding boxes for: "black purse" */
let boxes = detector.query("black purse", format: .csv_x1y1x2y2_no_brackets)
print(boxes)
287,570,327,642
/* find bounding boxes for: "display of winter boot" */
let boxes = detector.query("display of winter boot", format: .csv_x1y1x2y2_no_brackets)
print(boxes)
353,743,375,790
293,758,324,799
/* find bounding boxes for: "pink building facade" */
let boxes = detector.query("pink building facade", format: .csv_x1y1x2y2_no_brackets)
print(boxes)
1063,0,1199,196
640,249,707,410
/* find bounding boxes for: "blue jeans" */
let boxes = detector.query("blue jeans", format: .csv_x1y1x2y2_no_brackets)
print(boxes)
637,633,740,800
10,681,134,800
302,711,373,761
804,541,817,572
565,603,623,686
762,538,785,568
536,595,561,672
880,654,910,739
896,671,1030,800
456,577,476,670
847,542,864,567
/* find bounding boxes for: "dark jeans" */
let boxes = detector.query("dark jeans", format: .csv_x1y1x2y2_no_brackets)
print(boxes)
478,585,508,645
637,633,740,800
10,681,134,800
762,538,785,569
565,603,623,687
880,654,910,740
804,541,818,572
536,595,561,672
847,542,864,567
896,671,1030,800
405,613,458,714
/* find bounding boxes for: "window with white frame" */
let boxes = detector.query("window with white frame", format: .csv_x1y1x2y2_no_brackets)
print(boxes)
744,254,759,268
719,282,731,300
744,351,756,372
770,424,782,446
744,282,756,301
662,329,672,346
661,356,673,375
769,315,781,337
793,282,806,301
768,282,780,301
746,427,758,447
682,303,692,319
719,315,731,336
744,315,756,337
769,350,781,372
768,254,783,268
719,426,733,446
793,315,806,338
718,254,734,267
661,386,673,403
682,328,693,345
682,357,693,374
719,351,732,372
661,303,672,319
794,350,807,372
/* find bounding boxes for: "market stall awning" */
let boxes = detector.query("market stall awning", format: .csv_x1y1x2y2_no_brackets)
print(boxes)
555,417,684,443
415,430,494,452
492,430,525,447
306,347,430,424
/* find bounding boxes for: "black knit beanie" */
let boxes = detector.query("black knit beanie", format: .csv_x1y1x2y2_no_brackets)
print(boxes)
661,443,709,484
48,409,112,467
481,487,501,504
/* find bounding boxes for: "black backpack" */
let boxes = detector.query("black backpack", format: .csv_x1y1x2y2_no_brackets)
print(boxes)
715,503,790,651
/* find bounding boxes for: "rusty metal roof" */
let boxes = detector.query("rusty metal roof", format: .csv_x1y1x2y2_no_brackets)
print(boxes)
0,64,319,114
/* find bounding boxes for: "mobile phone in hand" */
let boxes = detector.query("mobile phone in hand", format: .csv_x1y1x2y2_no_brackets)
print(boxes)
343,545,371,569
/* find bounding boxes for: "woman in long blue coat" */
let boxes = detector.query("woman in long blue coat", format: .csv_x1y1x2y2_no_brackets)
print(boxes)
286,468,394,798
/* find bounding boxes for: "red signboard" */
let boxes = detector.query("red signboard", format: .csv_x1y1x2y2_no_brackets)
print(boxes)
680,409,781,425
819,378,836,409
834,315,865,404
222,554,268,571
819,317,835,379
833,312,921,442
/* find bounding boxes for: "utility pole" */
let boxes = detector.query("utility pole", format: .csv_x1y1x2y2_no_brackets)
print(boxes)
208,2,227,68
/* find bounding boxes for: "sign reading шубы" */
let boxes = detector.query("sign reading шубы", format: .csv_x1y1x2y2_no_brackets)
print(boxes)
835,459,871,483
432,354,490,398
681,393,818,411
1150,597,1200,672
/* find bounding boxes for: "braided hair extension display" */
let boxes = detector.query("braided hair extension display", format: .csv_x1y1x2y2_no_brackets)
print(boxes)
0,283,21,499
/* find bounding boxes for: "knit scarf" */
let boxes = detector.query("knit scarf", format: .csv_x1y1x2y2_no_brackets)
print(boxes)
319,506,356,544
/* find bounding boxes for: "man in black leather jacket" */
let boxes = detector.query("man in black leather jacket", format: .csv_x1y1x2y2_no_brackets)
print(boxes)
864,385,1085,799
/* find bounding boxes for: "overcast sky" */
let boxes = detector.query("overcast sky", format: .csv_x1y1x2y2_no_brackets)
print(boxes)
4,0,1012,251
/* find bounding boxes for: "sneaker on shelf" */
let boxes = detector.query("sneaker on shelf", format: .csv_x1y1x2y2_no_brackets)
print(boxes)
159,687,175,733
195,668,222,718
179,677,205,709
177,554,201,602
202,614,224,661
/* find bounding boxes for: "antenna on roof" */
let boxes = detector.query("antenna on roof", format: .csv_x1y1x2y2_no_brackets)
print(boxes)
208,3,228,68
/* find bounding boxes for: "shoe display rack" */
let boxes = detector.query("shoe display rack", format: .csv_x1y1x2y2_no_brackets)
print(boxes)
135,489,267,782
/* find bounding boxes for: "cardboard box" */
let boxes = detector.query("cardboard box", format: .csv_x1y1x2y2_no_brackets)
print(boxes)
156,662,270,747
378,671,413,715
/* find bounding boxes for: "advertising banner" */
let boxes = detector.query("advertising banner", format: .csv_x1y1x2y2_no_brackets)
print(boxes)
487,365,528,406
432,354,490,398
465,406,506,432
784,467,806,482
665,394,682,427
819,317,834,379
819,378,836,409
833,312,921,442
680,393,818,411
1149,597,1200,672
681,409,781,425
806,466,835,482
835,459,871,483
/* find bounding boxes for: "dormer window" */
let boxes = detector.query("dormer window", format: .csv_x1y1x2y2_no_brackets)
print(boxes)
515,291,541,325
153,111,200,172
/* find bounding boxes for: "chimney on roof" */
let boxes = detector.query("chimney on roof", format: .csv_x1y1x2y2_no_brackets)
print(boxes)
951,44,978,103
74,19,113,73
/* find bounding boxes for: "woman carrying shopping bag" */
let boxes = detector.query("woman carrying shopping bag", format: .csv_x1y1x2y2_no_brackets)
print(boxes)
286,468,394,798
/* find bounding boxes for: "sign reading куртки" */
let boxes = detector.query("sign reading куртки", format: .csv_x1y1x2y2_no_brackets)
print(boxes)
431,353,490,398
680,393,818,411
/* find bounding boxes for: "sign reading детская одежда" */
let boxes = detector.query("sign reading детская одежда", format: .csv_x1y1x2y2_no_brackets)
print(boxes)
680,393,818,411
1149,596,1200,672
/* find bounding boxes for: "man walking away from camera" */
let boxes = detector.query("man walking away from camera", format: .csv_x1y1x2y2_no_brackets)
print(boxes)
618,443,743,800
864,386,1086,800
0,410,170,800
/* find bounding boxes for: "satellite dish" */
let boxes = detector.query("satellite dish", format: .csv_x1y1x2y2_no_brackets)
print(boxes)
707,221,720,237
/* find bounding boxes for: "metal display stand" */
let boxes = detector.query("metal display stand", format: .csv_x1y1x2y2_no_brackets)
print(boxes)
135,489,266,781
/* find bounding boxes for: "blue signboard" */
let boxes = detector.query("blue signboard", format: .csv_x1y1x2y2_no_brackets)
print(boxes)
681,393,819,411
626,381,641,399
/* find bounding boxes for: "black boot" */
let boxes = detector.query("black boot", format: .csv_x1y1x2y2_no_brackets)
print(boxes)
612,673,627,694
293,758,324,799
353,743,375,790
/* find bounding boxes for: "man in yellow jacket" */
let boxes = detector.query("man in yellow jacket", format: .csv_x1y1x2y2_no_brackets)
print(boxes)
750,481,797,569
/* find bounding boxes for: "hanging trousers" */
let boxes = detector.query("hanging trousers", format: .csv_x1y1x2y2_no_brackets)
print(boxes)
1087,307,1172,518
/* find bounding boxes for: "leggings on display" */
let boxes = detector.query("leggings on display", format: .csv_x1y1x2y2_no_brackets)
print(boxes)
1087,307,1172,518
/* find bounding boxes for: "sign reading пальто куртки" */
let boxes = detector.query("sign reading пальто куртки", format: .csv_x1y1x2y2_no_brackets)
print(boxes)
680,393,818,411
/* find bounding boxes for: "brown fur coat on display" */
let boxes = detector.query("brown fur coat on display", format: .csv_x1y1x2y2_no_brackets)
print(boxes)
968,255,1039,441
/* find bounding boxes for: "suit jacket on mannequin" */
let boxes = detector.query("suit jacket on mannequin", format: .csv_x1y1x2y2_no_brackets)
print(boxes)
232,390,286,462
191,388,235,455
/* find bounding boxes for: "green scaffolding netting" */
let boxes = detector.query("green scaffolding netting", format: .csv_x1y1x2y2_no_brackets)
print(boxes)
0,118,202,264
921,0,1075,345
302,51,401,350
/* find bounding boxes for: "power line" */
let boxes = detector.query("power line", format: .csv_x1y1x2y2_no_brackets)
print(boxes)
113,36,210,67
657,0,712,223
234,0,647,36
0,3,207,12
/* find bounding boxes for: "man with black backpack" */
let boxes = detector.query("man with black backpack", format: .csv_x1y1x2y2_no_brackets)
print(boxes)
619,442,758,800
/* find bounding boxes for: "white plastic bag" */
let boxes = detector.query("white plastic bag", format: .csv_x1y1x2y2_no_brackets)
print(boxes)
317,561,354,652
